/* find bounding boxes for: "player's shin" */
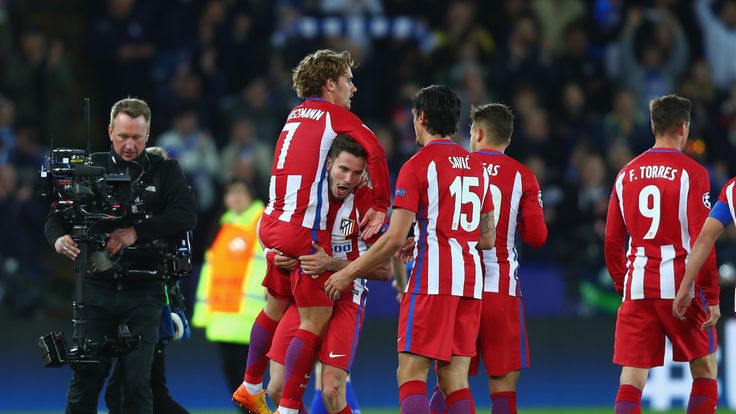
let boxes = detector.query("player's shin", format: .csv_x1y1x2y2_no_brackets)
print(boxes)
244,311,280,389
278,329,323,410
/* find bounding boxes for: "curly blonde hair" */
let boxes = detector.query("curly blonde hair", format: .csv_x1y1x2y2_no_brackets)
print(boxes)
292,50,355,99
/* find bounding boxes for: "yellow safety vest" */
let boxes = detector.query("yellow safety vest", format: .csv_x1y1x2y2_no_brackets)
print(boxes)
192,201,267,344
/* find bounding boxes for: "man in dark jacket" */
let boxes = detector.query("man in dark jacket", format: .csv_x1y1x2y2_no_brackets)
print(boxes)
45,98,197,414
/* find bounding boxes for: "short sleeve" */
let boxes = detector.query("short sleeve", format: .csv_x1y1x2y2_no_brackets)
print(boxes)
392,161,422,214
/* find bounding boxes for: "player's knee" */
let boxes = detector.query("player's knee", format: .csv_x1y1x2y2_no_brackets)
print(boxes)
264,296,288,320
438,369,468,394
690,353,718,379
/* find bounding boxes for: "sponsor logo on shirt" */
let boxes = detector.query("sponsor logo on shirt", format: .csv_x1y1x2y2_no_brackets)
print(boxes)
332,239,353,254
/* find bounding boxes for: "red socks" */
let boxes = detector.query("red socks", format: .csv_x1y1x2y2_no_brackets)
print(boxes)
279,329,322,409
615,384,642,414
244,311,279,384
688,378,718,414
490,391,516,414
446,388,475,414
400,380,429,414
335,404,352,414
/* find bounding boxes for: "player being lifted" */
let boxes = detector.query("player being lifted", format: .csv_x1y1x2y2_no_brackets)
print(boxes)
233,49,390,414
267,134,392,414
604,95,719,414
326,85,495,414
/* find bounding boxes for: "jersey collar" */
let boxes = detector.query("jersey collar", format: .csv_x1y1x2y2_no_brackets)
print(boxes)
647,147,680,153
426,138,456,146
474,148,504,156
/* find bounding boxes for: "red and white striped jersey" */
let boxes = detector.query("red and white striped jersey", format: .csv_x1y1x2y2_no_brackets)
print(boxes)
264,98,390,231
604,148,717,303
326,186,381,305
470,149,545,297
393,139,492,299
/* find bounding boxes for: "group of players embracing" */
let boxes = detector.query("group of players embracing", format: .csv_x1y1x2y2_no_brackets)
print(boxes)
229,48,733,414
225,48,544,414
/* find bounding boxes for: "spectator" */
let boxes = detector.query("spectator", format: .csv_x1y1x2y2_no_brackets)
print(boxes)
694,0,736,92
617,7,689,117
219,118,272,199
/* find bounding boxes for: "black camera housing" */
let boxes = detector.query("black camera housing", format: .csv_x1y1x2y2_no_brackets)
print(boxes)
38,324,141,367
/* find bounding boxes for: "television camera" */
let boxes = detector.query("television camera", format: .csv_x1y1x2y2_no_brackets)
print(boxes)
37,147,192,367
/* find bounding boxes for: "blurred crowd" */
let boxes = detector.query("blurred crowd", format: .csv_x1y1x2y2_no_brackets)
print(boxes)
2,0,736,318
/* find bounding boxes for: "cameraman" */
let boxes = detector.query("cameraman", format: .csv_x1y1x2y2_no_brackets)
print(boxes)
45,98,197,414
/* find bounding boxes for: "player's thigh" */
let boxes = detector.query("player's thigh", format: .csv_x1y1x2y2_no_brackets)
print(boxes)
320,298,364,372
452,297,481,357
397,294,460,361
478,293,529,376
291,270,334,308
614,299,666,368
657,298,718,363
262,260,293,302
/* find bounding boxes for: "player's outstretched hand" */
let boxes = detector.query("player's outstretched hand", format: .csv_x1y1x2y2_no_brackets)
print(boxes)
324,270,351,301
399,237,416,264
702,304,721,330
360,208,385,241
299,242,330,276
672,287,692,320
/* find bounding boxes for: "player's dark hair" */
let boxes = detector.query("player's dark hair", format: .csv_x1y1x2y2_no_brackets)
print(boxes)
649,94,691,135
470,103,515,145
110,97,151,128
292,50,356,99
328,134,367,160
412,85,461,137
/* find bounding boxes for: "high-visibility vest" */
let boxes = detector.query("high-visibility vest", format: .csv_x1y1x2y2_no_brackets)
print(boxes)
192,201,267,344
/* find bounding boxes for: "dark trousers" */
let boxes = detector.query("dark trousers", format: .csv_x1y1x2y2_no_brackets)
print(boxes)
65,279,164,414
106,343,189,414
217,342,250,414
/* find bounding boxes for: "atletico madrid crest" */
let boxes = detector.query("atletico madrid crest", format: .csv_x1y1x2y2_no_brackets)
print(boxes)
340,218,356,237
